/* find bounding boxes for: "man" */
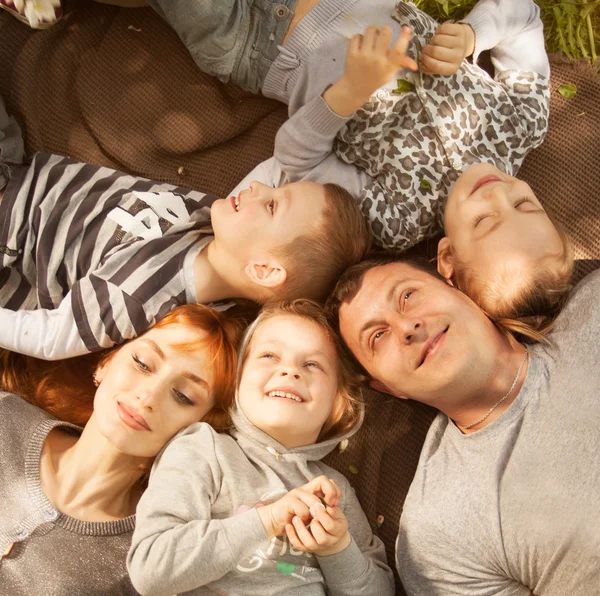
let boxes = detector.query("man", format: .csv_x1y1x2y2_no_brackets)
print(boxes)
327,253,600,595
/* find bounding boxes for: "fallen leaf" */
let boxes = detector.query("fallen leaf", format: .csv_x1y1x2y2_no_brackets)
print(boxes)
420,178,432,190
393,79,416,94
338,439,349,453
557,83,577,99
349,465,359,475
177,166,186,176
376,514,385,528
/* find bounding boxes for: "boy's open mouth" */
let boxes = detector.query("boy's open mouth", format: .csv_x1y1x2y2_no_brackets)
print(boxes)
230,195,241,212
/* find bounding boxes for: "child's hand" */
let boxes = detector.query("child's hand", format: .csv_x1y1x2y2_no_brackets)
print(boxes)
257,476,341,539
421,22,475,76
285,505,351,557
323,25,418,117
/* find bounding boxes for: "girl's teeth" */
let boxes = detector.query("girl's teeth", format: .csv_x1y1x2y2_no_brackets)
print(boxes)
267,390,302,402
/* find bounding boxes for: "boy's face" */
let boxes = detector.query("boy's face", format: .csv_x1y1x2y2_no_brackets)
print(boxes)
238,314,339,449
443,163,563,279
210,181,327,263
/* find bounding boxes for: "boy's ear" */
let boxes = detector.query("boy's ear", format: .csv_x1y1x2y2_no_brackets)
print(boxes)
369,379,408,400
244,258,287,290
437,237,455,286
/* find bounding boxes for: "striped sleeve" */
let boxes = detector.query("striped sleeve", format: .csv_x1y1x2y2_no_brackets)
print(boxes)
71,232,210,352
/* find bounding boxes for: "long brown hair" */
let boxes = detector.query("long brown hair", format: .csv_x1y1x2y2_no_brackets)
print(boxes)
238,299,364,441
1,304,244,430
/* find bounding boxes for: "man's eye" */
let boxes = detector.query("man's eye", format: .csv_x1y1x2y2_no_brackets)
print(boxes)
403,290,413,302
132,355,150,372
268,200,275,214
174,390,194,406
373,331,384,343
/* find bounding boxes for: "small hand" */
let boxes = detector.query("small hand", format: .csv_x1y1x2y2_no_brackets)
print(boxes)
257,476,341,539
324,25,418,116
285,505,351,556
421,22,475,76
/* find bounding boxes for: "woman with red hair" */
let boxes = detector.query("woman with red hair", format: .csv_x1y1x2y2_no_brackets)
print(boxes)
0,303,243,595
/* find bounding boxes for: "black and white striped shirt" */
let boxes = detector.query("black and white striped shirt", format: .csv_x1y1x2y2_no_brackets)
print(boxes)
0,153,215,358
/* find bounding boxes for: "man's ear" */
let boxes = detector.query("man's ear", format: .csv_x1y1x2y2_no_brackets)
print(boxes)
244,258,287,290
437,237,455,286
369,379,408,400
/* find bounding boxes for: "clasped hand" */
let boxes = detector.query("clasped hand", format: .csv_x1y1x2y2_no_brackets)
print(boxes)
257,475,351,557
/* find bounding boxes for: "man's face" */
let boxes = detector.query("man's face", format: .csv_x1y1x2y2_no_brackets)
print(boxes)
210,181,327,262
338,262,500,405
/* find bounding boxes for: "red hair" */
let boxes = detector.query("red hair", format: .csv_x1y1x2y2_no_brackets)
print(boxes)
1,304,244,430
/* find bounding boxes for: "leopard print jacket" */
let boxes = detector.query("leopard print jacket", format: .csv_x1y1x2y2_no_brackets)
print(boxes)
333,2,550,250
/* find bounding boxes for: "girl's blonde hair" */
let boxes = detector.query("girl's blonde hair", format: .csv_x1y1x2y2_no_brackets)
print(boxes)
1,303,244,430
238,299,364,441
452,210,574,345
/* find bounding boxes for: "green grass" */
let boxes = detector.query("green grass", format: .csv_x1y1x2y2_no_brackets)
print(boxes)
413,0,599,70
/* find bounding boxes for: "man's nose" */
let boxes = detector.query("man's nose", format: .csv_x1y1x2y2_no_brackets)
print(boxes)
395,317,426,345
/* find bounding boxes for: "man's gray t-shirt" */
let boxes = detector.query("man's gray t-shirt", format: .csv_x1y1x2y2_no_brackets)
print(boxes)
396,269,600,596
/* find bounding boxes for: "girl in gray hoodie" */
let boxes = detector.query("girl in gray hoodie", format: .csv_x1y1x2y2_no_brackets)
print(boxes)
128,299,394,595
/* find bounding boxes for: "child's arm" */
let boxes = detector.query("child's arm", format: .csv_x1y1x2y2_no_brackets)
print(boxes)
273,26,416,195
128,425,330,596
461,0,549,77
128,424,269,596
0,294,89,359
284,474,395,596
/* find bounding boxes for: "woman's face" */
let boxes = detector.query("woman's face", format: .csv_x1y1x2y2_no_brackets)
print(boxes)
93,324,216,457
238,314,339,449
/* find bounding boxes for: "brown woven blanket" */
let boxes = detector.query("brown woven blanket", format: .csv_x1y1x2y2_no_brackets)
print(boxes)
1,1,599,593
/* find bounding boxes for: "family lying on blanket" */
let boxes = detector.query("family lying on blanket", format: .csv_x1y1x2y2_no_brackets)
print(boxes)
0,0,598,595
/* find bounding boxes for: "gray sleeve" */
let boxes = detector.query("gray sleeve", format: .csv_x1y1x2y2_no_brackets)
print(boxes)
127,424,268,596
317,475,394,596
463,0,549,78
274,94,370,199
0,293,89,359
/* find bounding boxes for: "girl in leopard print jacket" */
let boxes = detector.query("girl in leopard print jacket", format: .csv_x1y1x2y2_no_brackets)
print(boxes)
149,0,574,340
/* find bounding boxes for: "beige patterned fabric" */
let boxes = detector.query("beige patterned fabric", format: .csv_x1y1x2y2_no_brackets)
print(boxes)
1,2,599,594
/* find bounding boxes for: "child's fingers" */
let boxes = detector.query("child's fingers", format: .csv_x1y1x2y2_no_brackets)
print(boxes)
313,504,337,534
374,25,392,55
348,32,363,55
429,33,462,51
292,515,319,550
362,25,380,53
421,43,457,64
391,26,418,71
285,523,311,552
304,475,340,506
309,518,331,545
421,53,458,76
435,22,463,38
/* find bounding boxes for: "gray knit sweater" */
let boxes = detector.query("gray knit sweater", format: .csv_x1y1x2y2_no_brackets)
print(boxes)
0,392,138,596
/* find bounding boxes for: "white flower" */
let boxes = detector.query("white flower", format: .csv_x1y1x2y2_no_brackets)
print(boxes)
22,0,60,28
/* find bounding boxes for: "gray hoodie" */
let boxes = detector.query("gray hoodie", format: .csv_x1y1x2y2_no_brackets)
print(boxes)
127,402,394,595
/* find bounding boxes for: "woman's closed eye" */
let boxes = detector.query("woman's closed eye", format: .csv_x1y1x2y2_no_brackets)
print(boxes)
173,389,195,406
132,354,151,372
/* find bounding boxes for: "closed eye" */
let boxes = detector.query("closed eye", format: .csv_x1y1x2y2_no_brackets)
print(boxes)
514,198,535,209
173,389,195,406
259,352,277,360
132,354,150,372
473,212,492,228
